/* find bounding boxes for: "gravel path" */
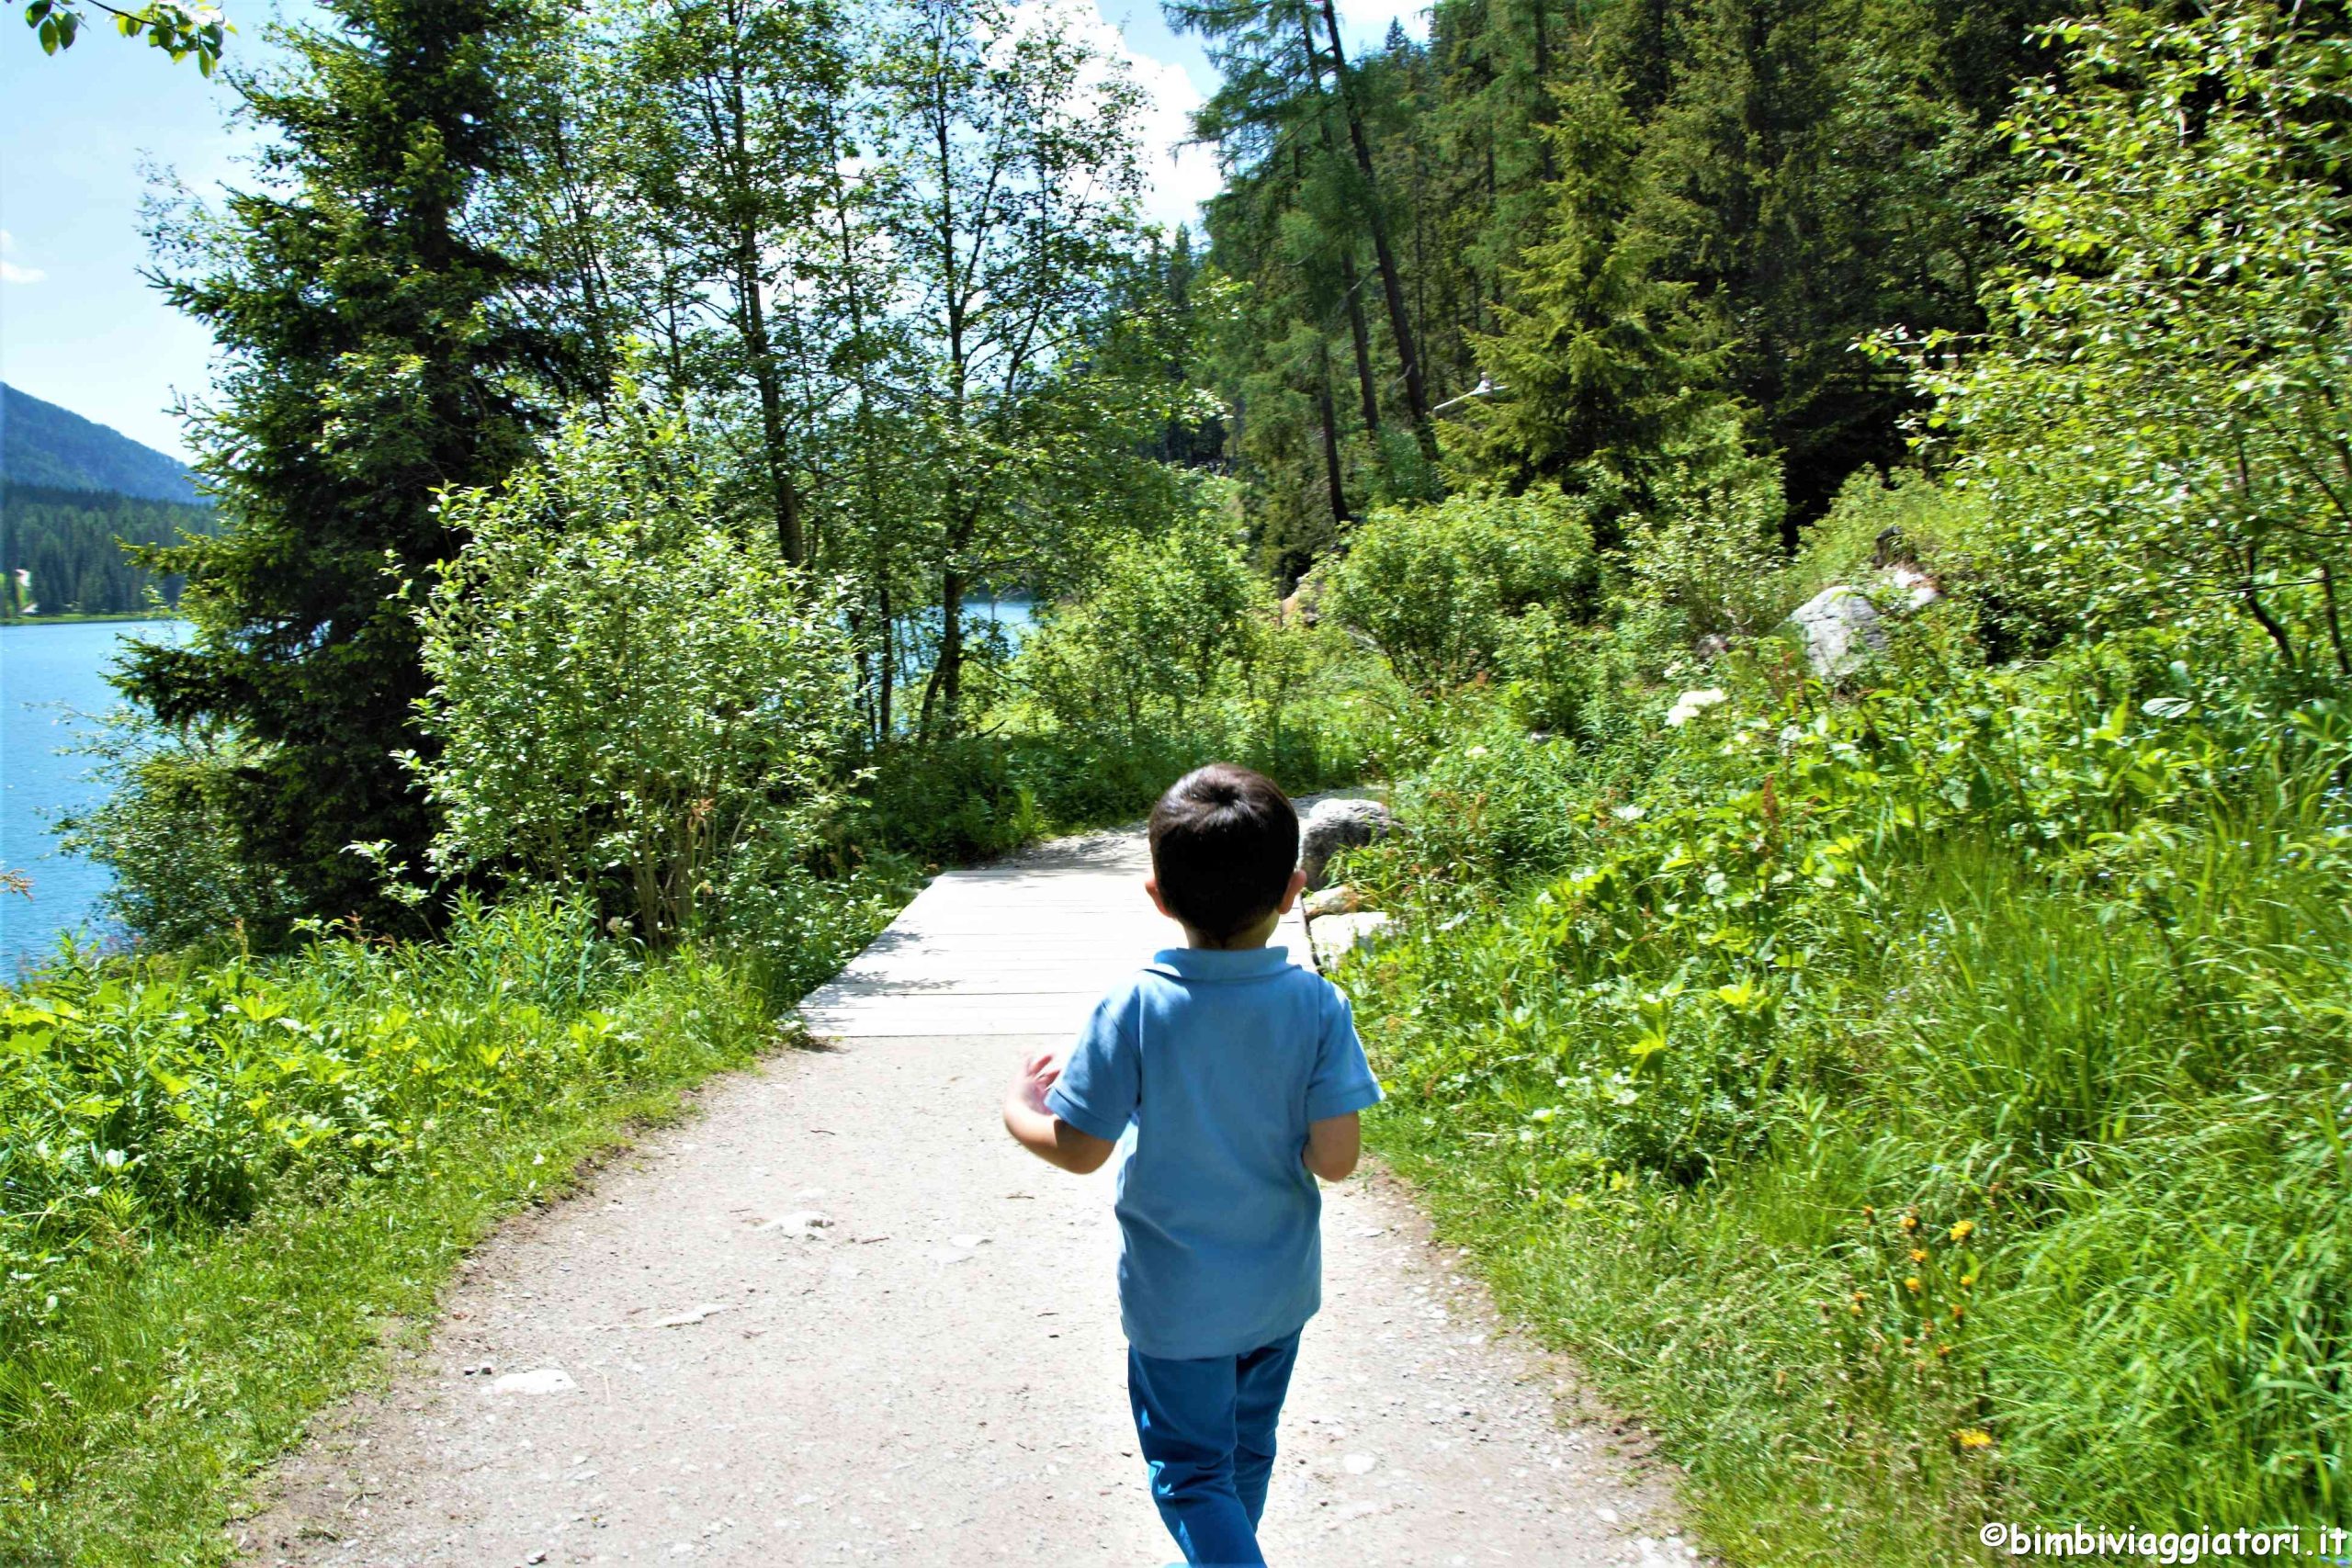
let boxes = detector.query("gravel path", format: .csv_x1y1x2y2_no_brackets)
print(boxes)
245,827,1689,1567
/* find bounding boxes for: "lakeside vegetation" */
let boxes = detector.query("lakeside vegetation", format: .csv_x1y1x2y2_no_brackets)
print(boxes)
0,484,213,620
5,0,2349,1559
0,609,187,626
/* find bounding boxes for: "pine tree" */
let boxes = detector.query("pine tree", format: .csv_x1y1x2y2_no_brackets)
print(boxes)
1469,79,1727,501
123,0,581,930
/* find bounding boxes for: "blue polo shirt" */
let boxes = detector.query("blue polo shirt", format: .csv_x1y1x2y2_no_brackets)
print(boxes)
1045,945,1384,1360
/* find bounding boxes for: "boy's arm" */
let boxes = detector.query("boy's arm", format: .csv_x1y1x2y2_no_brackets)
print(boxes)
1003,1051,1117,1175
1303,1111,1361,1181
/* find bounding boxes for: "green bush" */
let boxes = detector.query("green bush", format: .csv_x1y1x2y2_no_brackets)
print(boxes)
1018,503,1267,742
53,707,300,952
415,402,854,946
1789,468,1978,598
930,500,1392,851
1906,1,2352,674
1611,402,1789,654
1324,491,1600,694
0,896,666,1329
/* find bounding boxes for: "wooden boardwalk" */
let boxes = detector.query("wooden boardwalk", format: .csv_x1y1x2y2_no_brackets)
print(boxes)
797,828,1312,1039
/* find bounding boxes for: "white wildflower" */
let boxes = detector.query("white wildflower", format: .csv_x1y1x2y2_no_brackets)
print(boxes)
1664,687,1729,728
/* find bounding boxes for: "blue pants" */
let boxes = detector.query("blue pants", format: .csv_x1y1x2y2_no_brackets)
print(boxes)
1126,1330,1303,1566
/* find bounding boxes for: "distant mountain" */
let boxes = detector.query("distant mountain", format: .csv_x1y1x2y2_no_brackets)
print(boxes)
0,383,205,505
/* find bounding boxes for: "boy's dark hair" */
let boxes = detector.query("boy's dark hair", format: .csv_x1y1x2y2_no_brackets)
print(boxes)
1148,763,1299,941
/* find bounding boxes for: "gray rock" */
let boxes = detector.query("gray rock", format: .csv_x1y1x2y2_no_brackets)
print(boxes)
1303,885,1363,919
1306,911,1393,969
1298,797,1395,890
1789,587,1889,680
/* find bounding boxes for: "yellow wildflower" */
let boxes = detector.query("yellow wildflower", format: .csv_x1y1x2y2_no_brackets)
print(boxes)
1909,1247,1928,1263
1955,1429,1994,1449
1949,1219,1975,1242
1905,1276,1923,1293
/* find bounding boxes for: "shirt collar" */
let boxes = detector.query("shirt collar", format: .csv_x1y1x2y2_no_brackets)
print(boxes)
1145,945,1296,980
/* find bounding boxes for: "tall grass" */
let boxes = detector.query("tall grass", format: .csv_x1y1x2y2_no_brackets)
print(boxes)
1342,636,2352,1561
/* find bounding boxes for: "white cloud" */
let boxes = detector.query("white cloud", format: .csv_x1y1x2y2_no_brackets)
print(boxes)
0,232,45,285
1017,0,1224,234
1118,29,1223,232
1330,0,1428,42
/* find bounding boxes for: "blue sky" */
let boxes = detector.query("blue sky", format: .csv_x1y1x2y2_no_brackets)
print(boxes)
0,0,1418,464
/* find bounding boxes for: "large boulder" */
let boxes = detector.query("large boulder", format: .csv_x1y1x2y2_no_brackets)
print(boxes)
1297,796,1394,890
1790,586,1890,680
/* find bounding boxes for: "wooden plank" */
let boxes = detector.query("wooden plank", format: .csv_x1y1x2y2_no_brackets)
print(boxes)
797,838,1322,1039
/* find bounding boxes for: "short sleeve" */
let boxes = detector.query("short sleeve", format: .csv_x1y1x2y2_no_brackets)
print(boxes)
1045,987,1141,1144
1305,983,1384,1122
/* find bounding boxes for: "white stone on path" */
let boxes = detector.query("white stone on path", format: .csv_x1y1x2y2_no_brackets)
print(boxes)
754,1210,833,1236
490,1368,575,1395
653,1303,732,1328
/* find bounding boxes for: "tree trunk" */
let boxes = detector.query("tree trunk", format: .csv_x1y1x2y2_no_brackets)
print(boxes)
1295,6,1382,442
1530,0,1555,180
1314,0,1437,462
720,50,805,566
877,578,896,741
1317,338,1349,528
931,567,967,733
1340,253,1381,435
737,244,807,566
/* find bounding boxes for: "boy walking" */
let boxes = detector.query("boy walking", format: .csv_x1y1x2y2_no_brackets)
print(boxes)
1001,763,1384,1566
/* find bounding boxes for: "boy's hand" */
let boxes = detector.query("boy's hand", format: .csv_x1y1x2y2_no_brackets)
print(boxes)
1012,1049,1062,1114
1002,1048,1114,1175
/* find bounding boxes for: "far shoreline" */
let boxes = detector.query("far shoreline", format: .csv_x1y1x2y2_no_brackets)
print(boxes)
1,611,187,627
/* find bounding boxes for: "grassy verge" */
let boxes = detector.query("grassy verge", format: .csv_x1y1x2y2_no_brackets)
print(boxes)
0,885,912,1566
11,1057,734,1565
1339,634,2352,1562
1362,1122,1988,1565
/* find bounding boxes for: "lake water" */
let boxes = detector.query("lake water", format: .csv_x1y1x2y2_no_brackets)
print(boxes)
1,618,185,977
0,604,1038,976
956,594,1037,640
